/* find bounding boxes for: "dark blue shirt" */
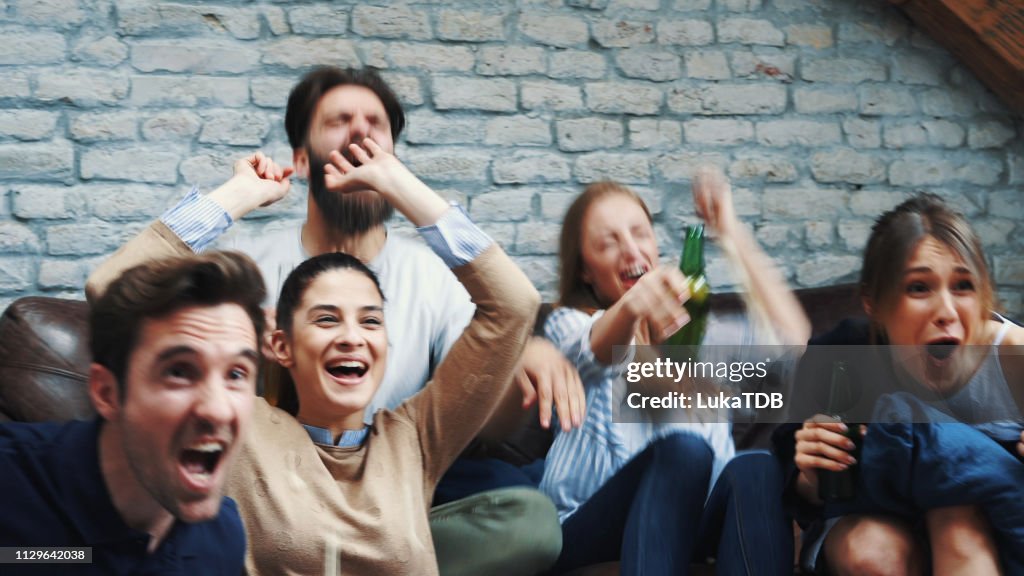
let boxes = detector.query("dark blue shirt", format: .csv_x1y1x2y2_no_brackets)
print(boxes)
0,419,245,575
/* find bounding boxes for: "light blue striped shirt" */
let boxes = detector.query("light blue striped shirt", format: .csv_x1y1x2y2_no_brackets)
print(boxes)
416,203,492,268
540,306,735,522
160,186,232,253
160,187,491,267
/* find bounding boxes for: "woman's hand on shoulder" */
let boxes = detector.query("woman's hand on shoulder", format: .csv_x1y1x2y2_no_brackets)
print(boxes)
618,266,691,343
794,415,864,504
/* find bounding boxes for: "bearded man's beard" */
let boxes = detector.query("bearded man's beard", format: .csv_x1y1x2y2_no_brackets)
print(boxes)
307,150,394,235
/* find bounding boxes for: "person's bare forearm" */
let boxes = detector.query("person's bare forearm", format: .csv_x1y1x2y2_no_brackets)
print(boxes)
691,165,809,346
719,221,810,345
375,163,448,227
590,299,641,365
207,178,264,221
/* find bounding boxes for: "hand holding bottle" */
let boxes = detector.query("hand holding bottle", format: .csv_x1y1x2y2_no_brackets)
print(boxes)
794,415,867,504
688,164,812,346
664,225,709,348
617,266,692,344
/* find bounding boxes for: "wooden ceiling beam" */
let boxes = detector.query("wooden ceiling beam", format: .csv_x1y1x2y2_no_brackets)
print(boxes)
889,0,1024,114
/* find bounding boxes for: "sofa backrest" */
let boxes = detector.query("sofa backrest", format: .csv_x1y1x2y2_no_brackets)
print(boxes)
0,285,865,439
0,297,94,423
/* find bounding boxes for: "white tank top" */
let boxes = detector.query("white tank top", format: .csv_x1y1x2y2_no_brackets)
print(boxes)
945,313,1021,442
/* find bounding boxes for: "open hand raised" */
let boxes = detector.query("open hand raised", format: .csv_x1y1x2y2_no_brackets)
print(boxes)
323,137,405,195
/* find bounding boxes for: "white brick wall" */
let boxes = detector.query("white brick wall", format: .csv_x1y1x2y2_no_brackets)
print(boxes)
0,0,1020,318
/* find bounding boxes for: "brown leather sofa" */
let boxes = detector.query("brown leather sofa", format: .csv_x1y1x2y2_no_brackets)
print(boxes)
0,285,865,575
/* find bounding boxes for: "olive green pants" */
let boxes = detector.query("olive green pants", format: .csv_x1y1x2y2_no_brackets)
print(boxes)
430,487,562,576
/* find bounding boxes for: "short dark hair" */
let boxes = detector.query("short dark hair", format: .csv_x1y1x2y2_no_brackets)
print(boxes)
274,252,384,415
284,66,406,150
90,251,267,392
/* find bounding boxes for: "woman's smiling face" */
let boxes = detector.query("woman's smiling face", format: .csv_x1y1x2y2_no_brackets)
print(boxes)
275,268,388,431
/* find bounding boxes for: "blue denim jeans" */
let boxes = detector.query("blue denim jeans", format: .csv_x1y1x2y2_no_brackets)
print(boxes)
695,450,792,576
434,456,545,505
555,433,791,576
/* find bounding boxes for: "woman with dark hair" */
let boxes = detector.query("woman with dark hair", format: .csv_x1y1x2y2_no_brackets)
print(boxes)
778,194,1024,575
541,167,808,574
221,138,553,576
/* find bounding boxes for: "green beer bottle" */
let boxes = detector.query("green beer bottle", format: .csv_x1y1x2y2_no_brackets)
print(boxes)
665,224,710,348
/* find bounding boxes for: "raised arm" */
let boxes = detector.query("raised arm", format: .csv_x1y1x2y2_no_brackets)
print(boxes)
324,139,540,483
84,152,292,302
692,165,811,346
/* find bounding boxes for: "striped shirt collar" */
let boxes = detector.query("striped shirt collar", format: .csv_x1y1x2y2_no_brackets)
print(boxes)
301,423,369,448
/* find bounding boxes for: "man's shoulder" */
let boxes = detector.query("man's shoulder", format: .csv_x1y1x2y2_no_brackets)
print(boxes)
0,421,94,546
0,419,90,470
0,419,68,448
382,230,447,265
378,231,459,289
223,221,301,248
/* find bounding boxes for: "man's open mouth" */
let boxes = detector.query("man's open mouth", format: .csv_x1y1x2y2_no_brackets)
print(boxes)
180,441,225,488
342,147,363,168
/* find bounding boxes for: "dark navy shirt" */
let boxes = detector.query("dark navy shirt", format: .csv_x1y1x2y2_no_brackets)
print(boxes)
0,419,245,575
